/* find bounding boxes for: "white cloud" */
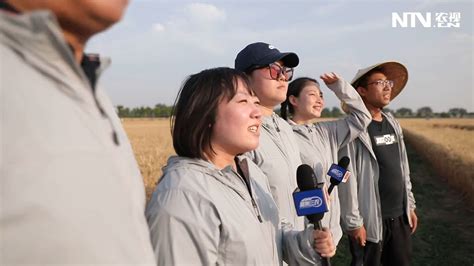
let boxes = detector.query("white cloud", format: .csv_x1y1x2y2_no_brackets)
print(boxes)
149,3,226,33
153,23,165,32
186,3,226,24
145,3,229,55
90,1,473,111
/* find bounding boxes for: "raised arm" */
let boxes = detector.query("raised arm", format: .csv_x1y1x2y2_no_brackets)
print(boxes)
317,72,371,149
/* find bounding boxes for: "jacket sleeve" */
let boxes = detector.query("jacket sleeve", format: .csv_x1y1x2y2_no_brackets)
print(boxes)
404,156,416,211
337,144,364,231
317,78,371,150
280,219,324,266
394,119,417,211
146,184,221,265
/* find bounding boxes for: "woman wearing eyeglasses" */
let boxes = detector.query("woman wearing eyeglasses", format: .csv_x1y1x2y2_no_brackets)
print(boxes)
234,42,307,233
234,42,334,256
146,67,335,265
279,73,371,247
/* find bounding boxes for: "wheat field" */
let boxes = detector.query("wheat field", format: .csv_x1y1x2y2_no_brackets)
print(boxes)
122,118,474,204
122,118,174,199
399,118,474,205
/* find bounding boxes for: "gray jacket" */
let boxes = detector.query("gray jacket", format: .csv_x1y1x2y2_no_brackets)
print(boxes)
146,156,324,265
338,112,416,243
245,114,305,231
0,11,155,264
290,78,371,246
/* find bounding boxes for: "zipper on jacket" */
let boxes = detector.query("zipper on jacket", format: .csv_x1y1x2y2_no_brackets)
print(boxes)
235,160,263,223
92,94,120,146
80,54,121,146
251,198,263,222
272,115,280,132
263,116,299,225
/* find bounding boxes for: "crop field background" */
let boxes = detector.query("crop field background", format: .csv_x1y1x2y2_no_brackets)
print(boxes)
123,118,474,264
399,118,474,206
122,118,174,199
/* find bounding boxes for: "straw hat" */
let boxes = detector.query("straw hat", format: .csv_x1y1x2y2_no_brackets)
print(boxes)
342,61,408,113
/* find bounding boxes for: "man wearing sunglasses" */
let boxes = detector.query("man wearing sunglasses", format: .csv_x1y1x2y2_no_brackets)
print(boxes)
339,62,418,266
234,42,336,264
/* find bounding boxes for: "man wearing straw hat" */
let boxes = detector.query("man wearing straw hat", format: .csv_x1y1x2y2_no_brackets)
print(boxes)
338,61,418,266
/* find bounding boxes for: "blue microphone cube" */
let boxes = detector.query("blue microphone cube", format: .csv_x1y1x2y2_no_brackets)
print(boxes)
293,189,329,216
327,164,347,182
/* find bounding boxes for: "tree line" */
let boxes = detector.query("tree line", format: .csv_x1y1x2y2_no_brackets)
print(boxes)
116,104,173,118
116,104,472,119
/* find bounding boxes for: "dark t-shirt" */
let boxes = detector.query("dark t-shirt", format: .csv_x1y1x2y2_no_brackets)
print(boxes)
368,117,404,219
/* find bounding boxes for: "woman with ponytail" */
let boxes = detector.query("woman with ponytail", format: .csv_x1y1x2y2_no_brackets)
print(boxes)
281,73,371,247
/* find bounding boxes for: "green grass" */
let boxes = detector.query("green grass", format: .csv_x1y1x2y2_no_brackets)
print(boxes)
331,143,474,265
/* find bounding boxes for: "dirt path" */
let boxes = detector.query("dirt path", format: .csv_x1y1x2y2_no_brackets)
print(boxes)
333,143,474,265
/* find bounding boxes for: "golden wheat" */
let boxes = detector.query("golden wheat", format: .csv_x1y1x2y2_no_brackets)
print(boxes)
400,119,474,164
123,118,174,200
400,118,474,205
122,118,474,205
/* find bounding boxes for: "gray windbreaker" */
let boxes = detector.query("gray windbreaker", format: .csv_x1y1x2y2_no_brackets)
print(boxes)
290,78,371,246
245,114,305,231
0,10,155,264
338,112,416,243
146,156,324,265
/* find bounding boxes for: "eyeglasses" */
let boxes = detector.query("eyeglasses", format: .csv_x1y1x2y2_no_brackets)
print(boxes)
367,79,394,89
267,63,294,81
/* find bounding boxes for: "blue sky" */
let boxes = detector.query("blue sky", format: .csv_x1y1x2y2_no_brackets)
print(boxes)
88,0,473,112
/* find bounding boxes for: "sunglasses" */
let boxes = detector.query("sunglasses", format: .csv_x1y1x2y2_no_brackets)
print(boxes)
268,63,294,81
251,63,294,81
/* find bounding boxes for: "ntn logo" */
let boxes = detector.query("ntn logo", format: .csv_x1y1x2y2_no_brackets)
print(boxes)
392,12,431,27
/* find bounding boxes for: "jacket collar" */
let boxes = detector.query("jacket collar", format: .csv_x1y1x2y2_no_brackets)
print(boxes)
288,119,314,142
162,156,254,201
0,10,110,92
261,113,276,130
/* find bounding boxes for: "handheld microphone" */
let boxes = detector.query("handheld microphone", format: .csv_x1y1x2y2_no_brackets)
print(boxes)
294,164,331,265
294,164,328,225
327,156,350,194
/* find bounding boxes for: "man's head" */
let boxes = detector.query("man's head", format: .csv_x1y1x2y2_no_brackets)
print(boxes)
350,61,408,110
7,0,128,41
234,42,299,110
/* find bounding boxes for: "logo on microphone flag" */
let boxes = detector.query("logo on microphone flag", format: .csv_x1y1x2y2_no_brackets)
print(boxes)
293,189,329,216
300,196,323,209
327,164,348,182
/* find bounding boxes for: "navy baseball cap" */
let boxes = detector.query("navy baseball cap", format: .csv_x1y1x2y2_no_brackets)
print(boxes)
234,42,299,72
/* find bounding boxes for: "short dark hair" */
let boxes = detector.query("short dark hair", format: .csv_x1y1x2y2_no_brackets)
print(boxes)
280,77,319,120
171,67,252,160
354,67,385,89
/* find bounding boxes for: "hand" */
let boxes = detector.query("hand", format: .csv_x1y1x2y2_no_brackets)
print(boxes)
320,72,341,85
410,210,418,234
348,226,367,246
313,227,336,258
